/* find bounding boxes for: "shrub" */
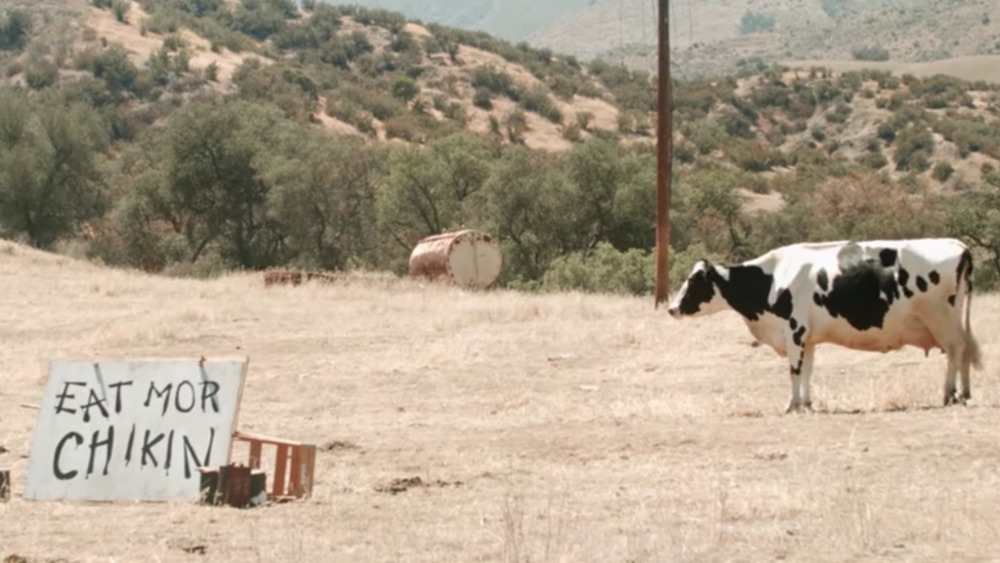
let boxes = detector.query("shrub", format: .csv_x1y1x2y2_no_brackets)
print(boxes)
562,122,583,142
112,0,130,23
0,8,33,51
472,88,493,110
204,61,219,82
390,75,419,102
825,101,852,124
383,116,419,141
542,243,653,295
442,102,467,125
24,59,59,89
858,152,888,170
877,122,896,143
519,86,561,123
725,139,788,172
505,108,529,143
471,65,518,100
893,126,935,171
932,162,954,182
853,45,890,61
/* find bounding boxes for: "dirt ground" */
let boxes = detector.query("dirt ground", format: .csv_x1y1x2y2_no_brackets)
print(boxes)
2,241,1000,562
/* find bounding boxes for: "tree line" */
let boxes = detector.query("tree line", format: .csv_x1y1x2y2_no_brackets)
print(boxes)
8,82,999,293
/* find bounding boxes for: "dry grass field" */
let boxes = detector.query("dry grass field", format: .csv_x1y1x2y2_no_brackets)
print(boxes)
3,241,1000,562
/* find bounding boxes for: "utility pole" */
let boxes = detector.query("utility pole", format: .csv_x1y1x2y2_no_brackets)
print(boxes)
654,0,672,307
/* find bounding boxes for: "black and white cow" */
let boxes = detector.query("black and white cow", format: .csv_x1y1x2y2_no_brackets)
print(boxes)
667,238,982,412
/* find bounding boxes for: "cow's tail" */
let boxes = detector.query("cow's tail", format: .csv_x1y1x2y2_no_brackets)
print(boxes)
960,249,983,372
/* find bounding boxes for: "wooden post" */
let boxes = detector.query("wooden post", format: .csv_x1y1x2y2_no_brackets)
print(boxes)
249,441,262,469
272,444,289,498
654,0,673,308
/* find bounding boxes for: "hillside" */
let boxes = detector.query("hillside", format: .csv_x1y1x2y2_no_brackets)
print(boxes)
538,0,1000,79
330,0,593,42
3,0,1000,293
339,0,1000,80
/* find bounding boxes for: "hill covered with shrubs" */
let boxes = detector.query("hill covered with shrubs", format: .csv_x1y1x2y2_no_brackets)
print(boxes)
2,0,1000,292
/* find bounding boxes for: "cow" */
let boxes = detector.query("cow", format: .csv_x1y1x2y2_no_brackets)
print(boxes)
666,238,982,413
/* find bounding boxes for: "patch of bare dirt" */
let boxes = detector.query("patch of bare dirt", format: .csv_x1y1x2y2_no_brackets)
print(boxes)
86,3,262,83
374,476,463,495
321,440,361,452
739,189,785,213
402,22,431,39
555,94,620,133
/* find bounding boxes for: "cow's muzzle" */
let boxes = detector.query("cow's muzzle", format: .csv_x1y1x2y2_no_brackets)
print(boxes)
666,306,681,318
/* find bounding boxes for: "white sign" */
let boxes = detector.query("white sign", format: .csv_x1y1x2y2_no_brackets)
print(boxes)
26,357,248,502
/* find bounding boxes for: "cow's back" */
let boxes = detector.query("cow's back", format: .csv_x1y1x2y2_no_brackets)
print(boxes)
775,238,970,353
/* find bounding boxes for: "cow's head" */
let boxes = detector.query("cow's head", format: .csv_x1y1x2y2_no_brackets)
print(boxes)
667,259,728,318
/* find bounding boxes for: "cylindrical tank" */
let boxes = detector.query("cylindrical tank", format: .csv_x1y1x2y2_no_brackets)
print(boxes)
408,229,503,289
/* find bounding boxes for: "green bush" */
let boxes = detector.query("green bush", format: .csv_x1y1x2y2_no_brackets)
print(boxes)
893,126,935,171
825,101,852,124
390,75,419,102
877,122,896,143
519,85,561,123
472,88,493,110
112,0,130,23
0,8,32,51
471,65,519,100
932,162,954,182
542,242,653,295
24,59,59,89
852,45,890,61
858,152,888,170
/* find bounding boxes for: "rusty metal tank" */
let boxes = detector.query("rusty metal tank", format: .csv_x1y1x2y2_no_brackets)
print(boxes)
408,229,503,289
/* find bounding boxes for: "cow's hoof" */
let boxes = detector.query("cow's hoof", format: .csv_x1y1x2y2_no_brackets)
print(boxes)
943,392,963,406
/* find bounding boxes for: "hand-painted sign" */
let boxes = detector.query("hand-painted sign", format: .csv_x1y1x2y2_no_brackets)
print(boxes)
26,357,248,502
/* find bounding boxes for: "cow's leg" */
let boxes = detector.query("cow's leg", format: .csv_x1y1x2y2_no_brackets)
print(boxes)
799,345,817,410
960,327,979,403
943,343,963,406
924,314,966,406
785,328,813,414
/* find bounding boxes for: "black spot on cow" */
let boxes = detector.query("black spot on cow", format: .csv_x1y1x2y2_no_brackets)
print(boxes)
677,265,715,315
790,350,806,376
878,248,898,268
789,317,798,330
813,292,823,306
948,294,956,306
816,269,829,291
928,270,940,285
898,268,914,299
713,265,772,321
821,242,896,331
792,326,807,346
772,289,793,320
916,276,928,292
